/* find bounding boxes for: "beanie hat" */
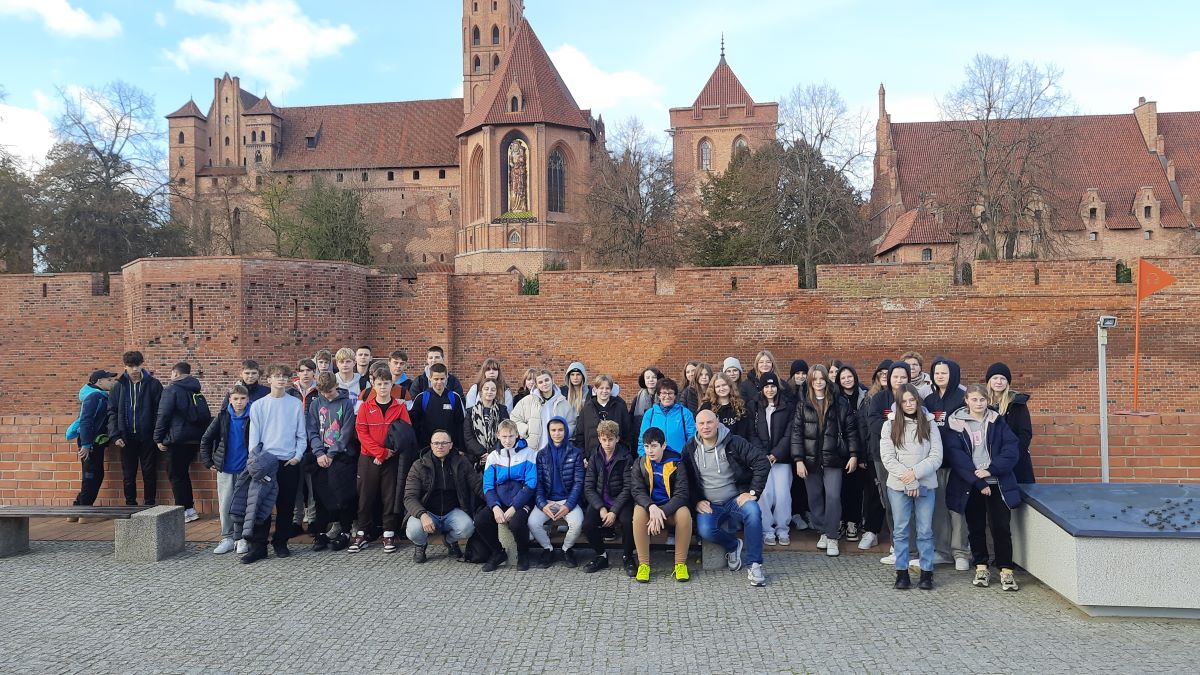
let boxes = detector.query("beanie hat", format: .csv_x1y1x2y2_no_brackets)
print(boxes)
789,359,809,379
986,362,1012,383
722,357,743,373
875,359,893,376
760,372,780,388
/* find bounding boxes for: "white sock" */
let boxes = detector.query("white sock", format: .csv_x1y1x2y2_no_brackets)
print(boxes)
383,530,395,538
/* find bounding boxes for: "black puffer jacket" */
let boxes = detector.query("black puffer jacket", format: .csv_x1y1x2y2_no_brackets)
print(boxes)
107,369,163,441
790,394,861,468
583,445,633,514
154,376,211,445
572,394,634,455
750,397,795,463
1002,392,1035,483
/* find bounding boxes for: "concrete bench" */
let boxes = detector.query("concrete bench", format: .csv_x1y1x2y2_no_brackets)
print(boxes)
0,504,185,562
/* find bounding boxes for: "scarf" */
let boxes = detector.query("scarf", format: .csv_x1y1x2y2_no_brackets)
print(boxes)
470,402,500,453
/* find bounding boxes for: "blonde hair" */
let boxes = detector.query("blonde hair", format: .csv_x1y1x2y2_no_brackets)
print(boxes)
704,373,746,418
334,347,355,363
596,419,620,439
565,363,587,414
987,380,1016,414
753,350,778,376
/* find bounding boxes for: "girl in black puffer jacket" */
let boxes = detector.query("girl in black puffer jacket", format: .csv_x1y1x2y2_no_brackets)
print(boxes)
750,373,795,546
790,365,861,556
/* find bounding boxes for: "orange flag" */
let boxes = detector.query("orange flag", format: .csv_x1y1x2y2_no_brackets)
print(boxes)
1137,259,1177,301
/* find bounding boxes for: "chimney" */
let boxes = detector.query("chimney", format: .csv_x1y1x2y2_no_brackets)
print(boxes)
1156,134,1165,156
878,82,886,119
1168,159,1176,183
1134,97,1158,152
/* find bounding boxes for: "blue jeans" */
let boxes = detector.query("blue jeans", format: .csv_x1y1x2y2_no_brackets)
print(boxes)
696,497,764,565
405,509,475,546
887,488,935,572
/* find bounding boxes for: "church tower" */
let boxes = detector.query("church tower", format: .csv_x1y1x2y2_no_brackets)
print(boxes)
463,0,525,116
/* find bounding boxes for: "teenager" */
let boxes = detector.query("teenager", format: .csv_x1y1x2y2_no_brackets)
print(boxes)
201,385,251,554
684,409,771,587
582,420,635,575
880,384,943,590
386,350,414,406
512,367,537,407
69,369,116,515
572,374,633,456
836,366,872,545
404,430,483,563
946,384,1023,591
786,359,812,531
629,366,663,436
637,377,697,458
409,363,466,451
680,362,713,414
901,351,934,399
699,373,750,440
314,349,333,375
510,369,573,452
292,359,319,409
243,364,307,562
791,365,860,557
349,364,413,553
925,357,971,571
751,372,794,546
869,362,911,565
463,377,510,467
465,358,514,410
742,349,781,403
232,359,271,404
154,361,212,523
354,346,373,381
630,427,693,583
787,359,810,401
333,348,364,405
986,363,1035,484
475,420,537,572
107,350,164,507
682,360,700,398
561,361,590,418
410,346,465,399
528,416,586,568
305,373,356,551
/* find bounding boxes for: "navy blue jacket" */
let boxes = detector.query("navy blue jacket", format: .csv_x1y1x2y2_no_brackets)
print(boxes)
534,417,585,510
106,370,163,441
944,413,1023,513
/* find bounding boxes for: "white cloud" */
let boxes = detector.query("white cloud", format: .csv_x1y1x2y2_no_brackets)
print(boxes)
0,0,121,38
0,103,55,171
165,0,356,97
154,11,167,28
549,44,664,129
1047,44,1200,114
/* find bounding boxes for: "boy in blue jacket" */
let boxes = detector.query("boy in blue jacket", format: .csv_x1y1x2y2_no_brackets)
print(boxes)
529,416,585,568
474,420,537,571
69,369,117,513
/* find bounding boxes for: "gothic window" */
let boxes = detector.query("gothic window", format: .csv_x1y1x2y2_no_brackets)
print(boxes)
548,149,566,213
232,207,241,228
492,25,500,45
225,158,231,166
921,248,932,262
508,230,521,247
474,56,481,73
470,147,484,221
493,54,500,70
224,115,230,124
510,96,519,112
178,131,185,144
224,136,230,146
472,26,480,46
254,150,262,163
255,175,263,187
699,139,712,171
733,136,748,156
178,155,185,168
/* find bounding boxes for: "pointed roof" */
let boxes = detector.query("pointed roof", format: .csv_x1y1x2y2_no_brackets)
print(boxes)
458,19,592,137
245,95,280,116
166,99,206,120
692,53,754,112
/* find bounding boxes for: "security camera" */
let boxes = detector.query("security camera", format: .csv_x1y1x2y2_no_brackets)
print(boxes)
1098,316,1118,329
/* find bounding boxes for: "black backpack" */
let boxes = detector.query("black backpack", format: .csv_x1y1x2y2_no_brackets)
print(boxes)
184,390,213,427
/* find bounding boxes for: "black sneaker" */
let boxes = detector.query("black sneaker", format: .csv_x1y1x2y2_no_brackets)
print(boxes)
563,548,578,568
918,570,934,591
623,555,638,578
330,533,350,551
446,542,463,560
311,534,329,552
482,552,507,573
584,555,609,573
538,548,554,569
413,545,428,564
894,569,912,590
517,552,530,571
272,543,291,558
241,545,268,565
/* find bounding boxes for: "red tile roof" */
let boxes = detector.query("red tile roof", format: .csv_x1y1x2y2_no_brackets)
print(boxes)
166,99,206,120
458,19,592,136
272,98,462,171
1159,111,1200,209
875,208,957,256
692,55,754,112
245,96,280,116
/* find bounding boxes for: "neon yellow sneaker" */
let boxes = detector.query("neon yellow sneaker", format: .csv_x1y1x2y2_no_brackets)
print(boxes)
674,562,689,582
635,563,651,583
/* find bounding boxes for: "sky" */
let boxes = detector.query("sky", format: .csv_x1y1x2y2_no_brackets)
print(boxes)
2,0,1200,172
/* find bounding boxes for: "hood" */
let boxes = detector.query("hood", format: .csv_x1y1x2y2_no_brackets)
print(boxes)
228,401,250,419
544,415,572,449
948,406,998,432
119,368,152,384
565,361,587,383
248,445,276,481
887,362,911,391
926,358,965,417
78,383,102,402
930,358,961,392
171,375,202,393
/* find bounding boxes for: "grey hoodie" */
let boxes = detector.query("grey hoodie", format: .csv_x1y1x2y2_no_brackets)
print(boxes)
948,407,999,479
691,423,738,503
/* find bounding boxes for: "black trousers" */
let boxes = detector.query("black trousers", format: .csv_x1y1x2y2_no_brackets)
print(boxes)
583,503,634,559
120,434,158,505
473,505,531,558
860,460,886,534
965,486,1013,569
841,465,866,525
311,464,354,534
790,471,809,517
73,444,107,506
166,442,199,510
356,454,398,534
270,461,302,545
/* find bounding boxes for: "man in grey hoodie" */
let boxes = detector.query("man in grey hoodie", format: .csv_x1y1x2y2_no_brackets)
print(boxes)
683,410,772,587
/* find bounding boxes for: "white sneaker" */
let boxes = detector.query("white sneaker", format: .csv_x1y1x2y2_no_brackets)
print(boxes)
212,538,235,554
790,514,810,531
726,539,744,571
826,540,840,557
747,562,767,587
858,532,879,550
764,532,777,546
933,553,954,566
816,534,829,550
235,539,249,555
880,549,896,565
184,508,199,523
955,556,971,571
777,532,790,546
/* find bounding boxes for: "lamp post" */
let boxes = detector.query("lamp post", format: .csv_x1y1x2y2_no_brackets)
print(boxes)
1097,315,1117,483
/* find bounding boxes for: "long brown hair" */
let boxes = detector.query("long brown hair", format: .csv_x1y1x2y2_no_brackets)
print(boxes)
704,372,746,418
474,358,510,399
688,362,714,401
890,384,930,449
806,364,831,431
516,367,537,397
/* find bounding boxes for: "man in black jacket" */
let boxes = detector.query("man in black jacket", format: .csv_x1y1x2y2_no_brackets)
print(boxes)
683,409,771,587
154,361,212,522
107,351,164,506
403,430,483,563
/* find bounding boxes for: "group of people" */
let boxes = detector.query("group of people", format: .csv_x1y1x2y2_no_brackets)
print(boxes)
68,345,1034,590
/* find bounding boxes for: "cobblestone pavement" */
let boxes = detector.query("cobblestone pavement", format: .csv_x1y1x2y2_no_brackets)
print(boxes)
0,541,1195,674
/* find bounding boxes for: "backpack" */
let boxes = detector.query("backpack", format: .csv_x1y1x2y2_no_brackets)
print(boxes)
419,389,461,414
184,390,213,427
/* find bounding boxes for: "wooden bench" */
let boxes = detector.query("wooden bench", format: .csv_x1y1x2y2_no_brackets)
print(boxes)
0,504,185,561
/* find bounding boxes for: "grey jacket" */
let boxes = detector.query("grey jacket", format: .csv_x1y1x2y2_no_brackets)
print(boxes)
230,444,280,537
879,411,942,492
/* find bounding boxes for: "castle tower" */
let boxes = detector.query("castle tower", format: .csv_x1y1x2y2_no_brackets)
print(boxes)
166,99,207,216
243,96,282,188
463,0,525,116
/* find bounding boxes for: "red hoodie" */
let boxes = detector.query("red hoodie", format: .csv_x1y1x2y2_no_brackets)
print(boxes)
355,386,412,462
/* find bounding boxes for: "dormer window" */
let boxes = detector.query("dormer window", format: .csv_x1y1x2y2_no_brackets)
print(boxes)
510,96,520,112
1089,207,1097,219
1144,205,1152,220
306,136,316,149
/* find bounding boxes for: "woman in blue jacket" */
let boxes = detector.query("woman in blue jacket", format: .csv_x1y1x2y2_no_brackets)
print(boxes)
637,378,696,457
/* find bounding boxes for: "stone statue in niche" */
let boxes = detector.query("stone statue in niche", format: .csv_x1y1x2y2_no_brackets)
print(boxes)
507,139,529,213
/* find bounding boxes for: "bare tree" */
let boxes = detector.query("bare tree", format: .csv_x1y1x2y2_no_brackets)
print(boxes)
938,54,1075,260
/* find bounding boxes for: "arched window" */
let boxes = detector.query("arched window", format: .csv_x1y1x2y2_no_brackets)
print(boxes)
474,56,481,73
472,26,480,46
699,139,712,171
177,131,185,145
921,248,932,262
178,155,185,168
491,25,500,45
508,230,521,248
232,207,241,228
548,149,566,213
224,136,230,146
733,136,748,156
224,115,230,125
470,146,484,221
254,150,263,163
510,96,519,112
492,54,500,71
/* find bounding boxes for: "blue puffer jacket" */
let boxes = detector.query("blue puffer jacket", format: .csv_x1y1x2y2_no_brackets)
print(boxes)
637,401,696,457
69,384,110,449
535,416,584,510
482,439,537,510
944,409,1022,512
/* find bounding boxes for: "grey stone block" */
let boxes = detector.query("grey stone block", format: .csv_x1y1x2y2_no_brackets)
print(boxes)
0,517,30,558
701,539,726,570
114,505,185,562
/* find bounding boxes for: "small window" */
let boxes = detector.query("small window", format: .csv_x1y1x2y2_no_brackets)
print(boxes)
242,157,246,166
224,136,230,146
472,26,480,46
361,172,368,182
306,136,316,149
254,150,262,163
921,248,932,262
472,2,477,10
1144,205,1152,219
255,175,263,187
208,137,212,147
492,1,497,9
474,56,481,73
207,158,212,166
224,114,229,124
287,175,294,184
211,177,218,187
177,177,186,185
1089,231,1098,241
1089,207,1097,219
387,171,395,181
177,131,185,145
508,230,520,247
492,25,500,45
493,54,500,70
178,155,185,168
1144,230,1152,240
337,173,344,183
413,170,420,180
510,96,519,112
243,136,246,144
439,169,446,179
225,158,231,166
440,254,446,262
1033,209,1044,223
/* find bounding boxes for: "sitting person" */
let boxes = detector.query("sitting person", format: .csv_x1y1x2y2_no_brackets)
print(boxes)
629,427,692,583
403,430,483,563
474,420,537,572
528,416,585,568
581,420,635,575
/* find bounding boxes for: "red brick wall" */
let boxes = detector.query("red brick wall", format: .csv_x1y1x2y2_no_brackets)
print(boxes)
1,255,1197,507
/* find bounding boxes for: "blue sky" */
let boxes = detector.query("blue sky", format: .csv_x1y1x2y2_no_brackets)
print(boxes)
2,0,1199,170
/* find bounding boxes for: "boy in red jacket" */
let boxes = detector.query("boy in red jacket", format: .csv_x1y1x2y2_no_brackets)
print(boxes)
349,364,412,553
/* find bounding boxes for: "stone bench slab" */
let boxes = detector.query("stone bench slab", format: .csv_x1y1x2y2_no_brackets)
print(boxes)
114,505,186,562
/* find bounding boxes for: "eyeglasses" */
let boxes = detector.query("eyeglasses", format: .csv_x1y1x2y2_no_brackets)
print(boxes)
431,441,453,447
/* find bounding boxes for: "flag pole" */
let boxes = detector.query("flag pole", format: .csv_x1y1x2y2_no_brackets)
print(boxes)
1132,258,1142,412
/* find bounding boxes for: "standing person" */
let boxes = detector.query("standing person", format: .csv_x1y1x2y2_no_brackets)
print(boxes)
581,420,635,575
629,427,693,583
333,348,364,406
786,359,812,531
638,378,697,458
386,350,415,406
408,363,466,451
305,373,357,552
836,366,870,544
528,416,586,568
243,364,307,562
292,359,319,408
629,366,663,437
684,410,771,586
349,364,413,553
233,360,270,404
354,346,373,381
721,357,748,400
681,361,700,398
561,361,590,418
869,362,911,565
751,373,794,546
475,420,537,572
70,369,116,514
855,360,894,551
314,349,333,375
410,346,465,398
787,360,810,402
680,363,713,414
572,374,633,456
946,384,1023,591
742,349,781,403
107,351,164,507
925,357,971,571
513,367,537,407
200,385,251,555
791,365,861,557
153,362,212,523
462,378,510,467
901,351,934,399
985,363,1035,484
880,384,942,590
465,358,514,410
404,430,483,563
699,373,751,440
510,369,572,452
